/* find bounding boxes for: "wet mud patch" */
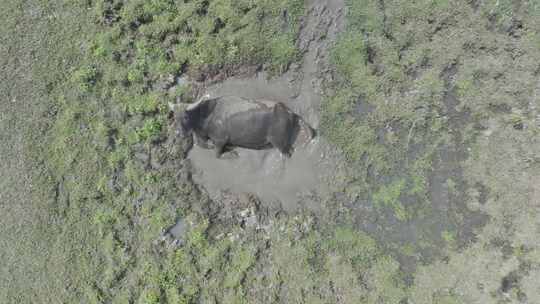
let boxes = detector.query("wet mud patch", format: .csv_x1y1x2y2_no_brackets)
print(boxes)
205,191,284,234
406,62,488,260
428,147,489,248
189,139,329,211
331,62,491,277
346,158,489,279
437,62,489,245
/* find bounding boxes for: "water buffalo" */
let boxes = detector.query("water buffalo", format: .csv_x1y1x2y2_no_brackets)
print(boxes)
179,95,315,159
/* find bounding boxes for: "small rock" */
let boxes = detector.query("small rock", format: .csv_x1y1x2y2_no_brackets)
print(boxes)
168,219,186,239
239,208,250,218
245,215,258,228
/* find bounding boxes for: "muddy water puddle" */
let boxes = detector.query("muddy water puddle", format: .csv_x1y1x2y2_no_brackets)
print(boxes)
189,73,338,210
189,138,326,211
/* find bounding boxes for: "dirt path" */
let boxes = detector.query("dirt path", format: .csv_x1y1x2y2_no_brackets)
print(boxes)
189,0,346,210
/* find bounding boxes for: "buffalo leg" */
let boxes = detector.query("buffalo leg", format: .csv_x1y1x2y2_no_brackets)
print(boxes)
216,144,239,159
214,140,227,159
221,145,239,159
195,134,214,149
268,135,291,158
271,142,291,158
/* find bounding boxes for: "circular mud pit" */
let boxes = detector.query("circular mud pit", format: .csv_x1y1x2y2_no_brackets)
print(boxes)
188,76,341,211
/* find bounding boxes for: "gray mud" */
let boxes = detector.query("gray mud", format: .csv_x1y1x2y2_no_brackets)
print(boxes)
188,0,346,210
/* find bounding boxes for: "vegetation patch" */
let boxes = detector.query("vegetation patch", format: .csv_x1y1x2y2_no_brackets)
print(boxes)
320,0,540,263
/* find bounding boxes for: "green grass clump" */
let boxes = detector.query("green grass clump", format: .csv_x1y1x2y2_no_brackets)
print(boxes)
93,0,304,80
73,65,99,92
373,179,409,221
137,118,163,142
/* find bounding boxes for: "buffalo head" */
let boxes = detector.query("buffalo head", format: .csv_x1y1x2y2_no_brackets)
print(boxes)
178,110,195,137
178,94,214,137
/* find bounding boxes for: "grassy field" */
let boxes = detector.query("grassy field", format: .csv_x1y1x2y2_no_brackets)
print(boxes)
2,0,540,303
0,1,97,301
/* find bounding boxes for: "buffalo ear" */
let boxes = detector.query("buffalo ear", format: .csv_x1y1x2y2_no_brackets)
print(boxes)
177,111,192,135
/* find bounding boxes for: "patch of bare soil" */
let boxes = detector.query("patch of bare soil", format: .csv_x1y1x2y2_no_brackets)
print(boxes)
186,0,346,211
